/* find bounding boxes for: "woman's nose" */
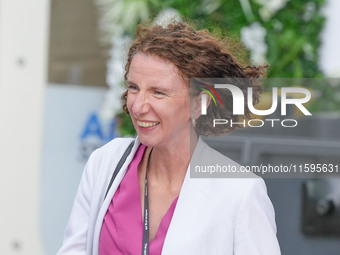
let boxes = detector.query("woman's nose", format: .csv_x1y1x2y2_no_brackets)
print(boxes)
131,93,150,116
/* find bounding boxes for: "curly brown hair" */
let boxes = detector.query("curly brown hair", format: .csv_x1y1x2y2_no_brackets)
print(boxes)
122,21,265,136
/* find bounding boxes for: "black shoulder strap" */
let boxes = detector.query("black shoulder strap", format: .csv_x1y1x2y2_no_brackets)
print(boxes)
104,140,135,199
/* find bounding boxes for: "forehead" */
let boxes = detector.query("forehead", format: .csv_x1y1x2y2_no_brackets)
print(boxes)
128,53,187,88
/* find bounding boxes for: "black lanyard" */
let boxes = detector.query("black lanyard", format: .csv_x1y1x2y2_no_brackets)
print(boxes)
142,148,153,255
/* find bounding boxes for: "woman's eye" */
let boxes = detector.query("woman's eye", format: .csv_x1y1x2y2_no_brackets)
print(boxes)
128,85,138,92
155,91,165,97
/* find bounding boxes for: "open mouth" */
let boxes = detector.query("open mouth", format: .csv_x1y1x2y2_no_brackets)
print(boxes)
137,120,160,128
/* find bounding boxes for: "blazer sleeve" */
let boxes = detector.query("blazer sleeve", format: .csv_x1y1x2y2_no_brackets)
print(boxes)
57,149,100,255
233,178,281,255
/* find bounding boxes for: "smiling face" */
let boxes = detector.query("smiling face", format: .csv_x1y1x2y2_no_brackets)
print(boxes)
126,53,192,149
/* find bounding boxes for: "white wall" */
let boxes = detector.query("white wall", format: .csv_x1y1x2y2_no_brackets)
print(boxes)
0,0,50,254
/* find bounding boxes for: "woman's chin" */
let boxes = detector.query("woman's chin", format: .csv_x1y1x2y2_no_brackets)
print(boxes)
137,135,158,147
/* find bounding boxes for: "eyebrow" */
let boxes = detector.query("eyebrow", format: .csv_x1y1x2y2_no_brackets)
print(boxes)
126,80,136,86
126,80,172,93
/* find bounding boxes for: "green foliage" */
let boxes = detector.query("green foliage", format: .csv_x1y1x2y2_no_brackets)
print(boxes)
167,0,326,79
116,111,136,137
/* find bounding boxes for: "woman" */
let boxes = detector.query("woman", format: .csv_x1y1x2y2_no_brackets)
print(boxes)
58,22,281,255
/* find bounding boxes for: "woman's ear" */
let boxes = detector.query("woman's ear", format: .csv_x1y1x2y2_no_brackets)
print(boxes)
191,91,212,120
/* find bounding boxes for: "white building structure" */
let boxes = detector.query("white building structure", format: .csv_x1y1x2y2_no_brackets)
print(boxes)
0,0,50,254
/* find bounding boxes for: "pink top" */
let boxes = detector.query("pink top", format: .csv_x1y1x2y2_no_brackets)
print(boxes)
99,144,179,255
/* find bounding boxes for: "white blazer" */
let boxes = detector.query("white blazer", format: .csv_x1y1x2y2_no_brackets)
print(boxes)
58,137,281,255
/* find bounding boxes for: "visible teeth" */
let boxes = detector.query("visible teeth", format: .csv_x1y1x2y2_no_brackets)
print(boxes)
137,121,160,128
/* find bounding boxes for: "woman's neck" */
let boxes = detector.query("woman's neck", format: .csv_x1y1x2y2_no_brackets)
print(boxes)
146,134,198,191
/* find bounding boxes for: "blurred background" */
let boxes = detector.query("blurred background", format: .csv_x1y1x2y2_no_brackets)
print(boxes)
0,0,340,254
